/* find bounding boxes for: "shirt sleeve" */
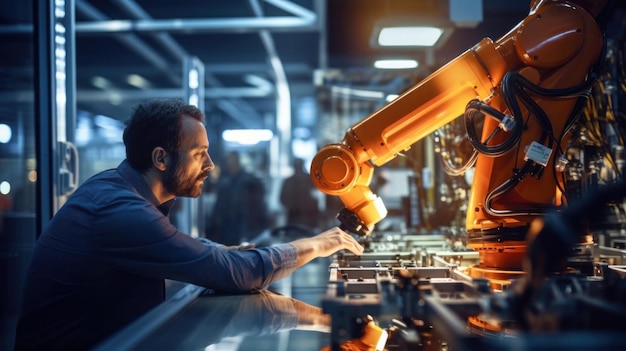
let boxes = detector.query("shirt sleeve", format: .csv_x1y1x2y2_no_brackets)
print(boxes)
90,187,298,293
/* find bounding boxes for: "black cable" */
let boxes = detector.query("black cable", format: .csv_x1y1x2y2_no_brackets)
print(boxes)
464,99,523,157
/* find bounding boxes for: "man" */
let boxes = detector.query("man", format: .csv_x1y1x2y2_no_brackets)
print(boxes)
14,99,363,350
206,151,270,245
280,157,320,229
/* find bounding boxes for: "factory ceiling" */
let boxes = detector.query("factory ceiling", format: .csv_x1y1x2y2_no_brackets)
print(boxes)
1,1,573,132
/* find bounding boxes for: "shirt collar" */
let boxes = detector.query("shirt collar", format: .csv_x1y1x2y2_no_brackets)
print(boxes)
118,159,175,216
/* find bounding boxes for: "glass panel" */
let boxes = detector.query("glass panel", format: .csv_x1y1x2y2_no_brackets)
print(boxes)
49,0,77,213
0,1,36,349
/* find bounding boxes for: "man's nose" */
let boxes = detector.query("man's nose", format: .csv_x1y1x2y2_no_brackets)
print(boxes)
205,154,215,171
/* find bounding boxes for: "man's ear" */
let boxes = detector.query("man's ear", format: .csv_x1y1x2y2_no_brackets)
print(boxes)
152,147,168,171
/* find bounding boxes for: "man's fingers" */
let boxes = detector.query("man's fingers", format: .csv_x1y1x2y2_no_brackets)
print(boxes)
341,230,364,255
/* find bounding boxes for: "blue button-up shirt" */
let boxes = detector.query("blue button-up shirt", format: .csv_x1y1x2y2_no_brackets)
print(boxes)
15,160,297,350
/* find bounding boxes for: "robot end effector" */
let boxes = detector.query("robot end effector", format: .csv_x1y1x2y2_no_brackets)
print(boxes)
310,143,387,236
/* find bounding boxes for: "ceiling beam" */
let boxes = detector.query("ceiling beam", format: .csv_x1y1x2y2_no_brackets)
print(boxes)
74,17,317,35
0,87,274,104
107,0,266,125
75,0,181,86
0,17,318,35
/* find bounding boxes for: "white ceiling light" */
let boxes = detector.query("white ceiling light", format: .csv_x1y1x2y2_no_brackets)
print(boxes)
0,123,12,143
126,74,151,89
370,16,454,50
0,181,11,195
222,129,274,145
377,26,444,47
91,76,112,89
374,59,419,70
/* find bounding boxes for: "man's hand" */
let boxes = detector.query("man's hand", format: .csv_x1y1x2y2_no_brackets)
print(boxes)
312,226,365,257
289,227,364,268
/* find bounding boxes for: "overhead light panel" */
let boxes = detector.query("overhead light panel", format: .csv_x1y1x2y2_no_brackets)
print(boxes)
370,16,454,49
374,59,419,70
377,26,444,47
91,76,112,89
126,74,151,89
222,129,274,145
0,123,12,143
0,181,10,196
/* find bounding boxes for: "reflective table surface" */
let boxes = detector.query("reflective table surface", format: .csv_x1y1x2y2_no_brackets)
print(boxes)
95,258,334,351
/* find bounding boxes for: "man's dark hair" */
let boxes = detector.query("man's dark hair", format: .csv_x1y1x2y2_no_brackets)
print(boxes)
123,98,205,171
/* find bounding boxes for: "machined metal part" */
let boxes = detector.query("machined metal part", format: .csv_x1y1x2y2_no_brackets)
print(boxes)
324,230,626,351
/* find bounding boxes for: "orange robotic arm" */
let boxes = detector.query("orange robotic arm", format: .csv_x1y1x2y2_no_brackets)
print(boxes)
311,0,606,236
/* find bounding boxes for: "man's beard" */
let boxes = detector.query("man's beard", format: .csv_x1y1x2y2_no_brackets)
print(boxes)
163,155,205,198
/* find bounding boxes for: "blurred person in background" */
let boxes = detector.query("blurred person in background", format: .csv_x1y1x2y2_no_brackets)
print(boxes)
205,151,270,245
280,157,320,230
